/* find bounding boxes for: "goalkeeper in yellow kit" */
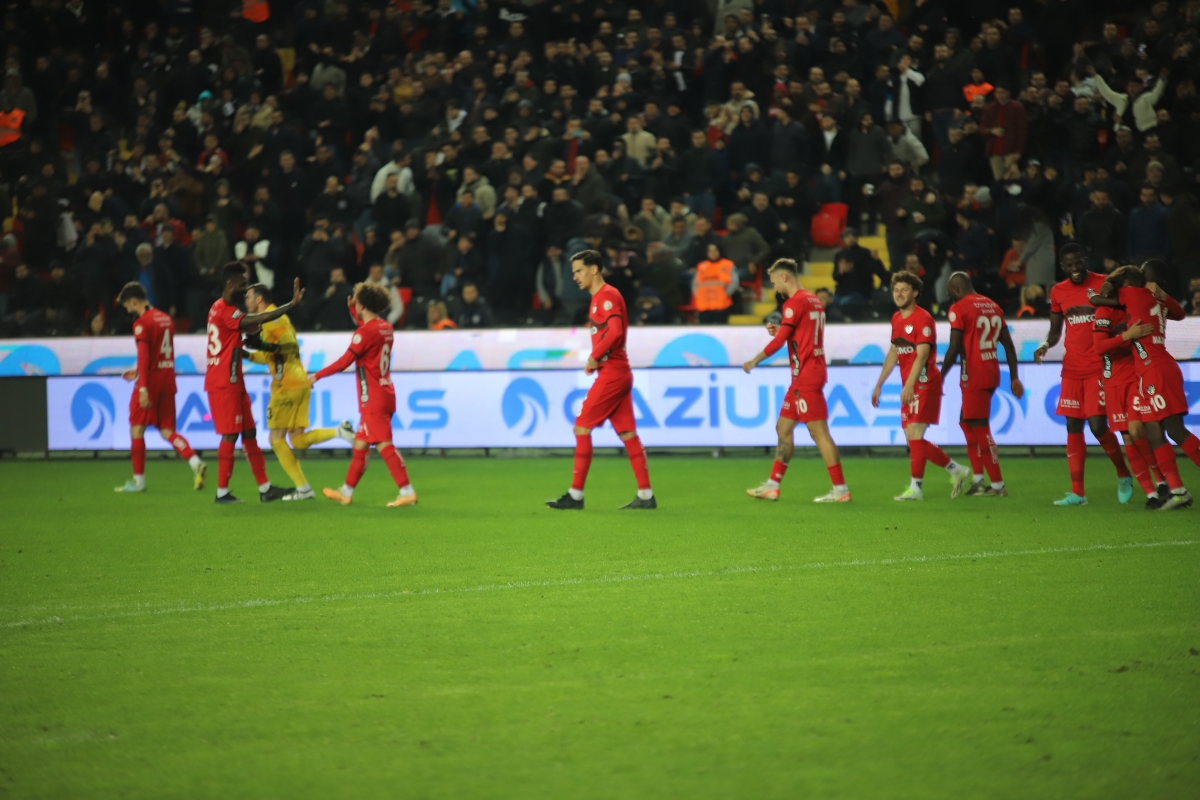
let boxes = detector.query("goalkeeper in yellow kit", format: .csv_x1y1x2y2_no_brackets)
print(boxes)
244,283,354,500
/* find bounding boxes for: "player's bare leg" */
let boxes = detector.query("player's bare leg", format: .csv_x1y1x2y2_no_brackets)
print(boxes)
896,423,969,501
115,424,150,493
158,427,207,490
748,417,796,501
325,438,370,505
809,420,851,502
963,417,1007,496
379,442,418,507
548,425,594,509
617,429,655,509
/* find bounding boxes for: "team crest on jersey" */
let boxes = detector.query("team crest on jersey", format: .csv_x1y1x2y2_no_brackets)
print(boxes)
1148,385,1156,395
905,324,913,334
784,307,794,318
922,326,931,336
134,325,143,334
604,300,612,310
948,311,957,322
352,333,362,344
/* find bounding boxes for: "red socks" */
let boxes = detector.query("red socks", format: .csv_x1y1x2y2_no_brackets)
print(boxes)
1124,441,1157,495
925,442,951,469
770,459,788,484
1097,431,1129,478
218,440,235,489
909,439,927,479
1154,444,1183,490
1134,438,1164,485
572,434,593,491
378,444,411,489
623,435,651,490
976,425,1003,483
1067,432,1086,496
131,437,146,476
827,463,846,487
170,433,196,461
242,437,269,486
1182,434,1200,467
960,422,984,476
346,447,369,488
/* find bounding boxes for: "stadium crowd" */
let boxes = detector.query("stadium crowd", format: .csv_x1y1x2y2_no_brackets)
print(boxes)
2,0,1200,337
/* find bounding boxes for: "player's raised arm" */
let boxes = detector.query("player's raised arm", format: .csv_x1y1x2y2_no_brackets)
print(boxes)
1088,281,1122,308
998,324,1023,399
941,328,963,375
871,345,899,407
239,277,305,331
745,313,796,373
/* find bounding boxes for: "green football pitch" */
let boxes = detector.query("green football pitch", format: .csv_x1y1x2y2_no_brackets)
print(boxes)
2,453,1198,798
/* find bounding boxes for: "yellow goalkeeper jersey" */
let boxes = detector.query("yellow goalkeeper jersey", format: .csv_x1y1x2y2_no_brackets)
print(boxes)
245,306,309,391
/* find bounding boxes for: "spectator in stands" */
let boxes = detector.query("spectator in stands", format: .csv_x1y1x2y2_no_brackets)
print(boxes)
847,111,892,227
308,267,355,331
1161,184,1200,291
456,281,495,329
885,119,928,174
236,224,276,290
832,228,887,319
692,242,737,324
953,209,991,277
2,263,45,337
427,300,457,330
723,213,771,283
1127,185,1169,264
1077,187,1125,273
869,162,912,274
980,85,1027,181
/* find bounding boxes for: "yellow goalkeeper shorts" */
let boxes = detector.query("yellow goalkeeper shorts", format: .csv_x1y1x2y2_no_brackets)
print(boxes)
266,388,311,431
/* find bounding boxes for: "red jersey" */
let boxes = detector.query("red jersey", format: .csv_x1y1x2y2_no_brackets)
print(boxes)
949,293,1005,390
314,318,396,413
764,289,827,387
1091,306,1136,385
1049,272,1106,379
588,284,630,373
890,305,941,388
204,298,246,391
1117,286,1186,375
133,307,176,392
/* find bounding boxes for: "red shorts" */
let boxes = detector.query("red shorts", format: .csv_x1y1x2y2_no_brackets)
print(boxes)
576,371,636,433
901,381,943,427
129,384,176,430
207,389,255,435
1056,375,1105,419
959,386,995,420
356,403,396,444
1102,380,1137,432
1134,361,1190,422
779,383,828,423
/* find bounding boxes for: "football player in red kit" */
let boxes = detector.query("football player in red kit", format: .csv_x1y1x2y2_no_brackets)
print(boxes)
871,272,971,500
311,283,417,508
206,264,303,503
1091,262,1197,510
1091,281,1169,508
114,282,206,493
1034,243,1131,506
546,249,655,510
941,272,1024,497
743,258,851,503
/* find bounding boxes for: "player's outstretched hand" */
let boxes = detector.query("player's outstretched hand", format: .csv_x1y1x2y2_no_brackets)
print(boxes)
290,277,305,308
309,375,318,388
765,323,779,336
1010,377,1025,399
584,357,599,375
871,385,881,407
138,388,151,409
1033,343,1049,364
121,368,137,381
742,360,755,374
900,386,915,406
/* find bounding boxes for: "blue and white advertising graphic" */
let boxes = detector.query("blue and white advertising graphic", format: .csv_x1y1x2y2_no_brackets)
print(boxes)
10,319,1200,377
46,364,1200,451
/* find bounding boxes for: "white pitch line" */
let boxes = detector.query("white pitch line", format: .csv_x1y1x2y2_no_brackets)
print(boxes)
2,539,1195,630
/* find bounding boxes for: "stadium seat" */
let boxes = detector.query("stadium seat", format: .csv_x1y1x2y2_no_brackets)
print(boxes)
811,211,843,248
397,288,413,328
